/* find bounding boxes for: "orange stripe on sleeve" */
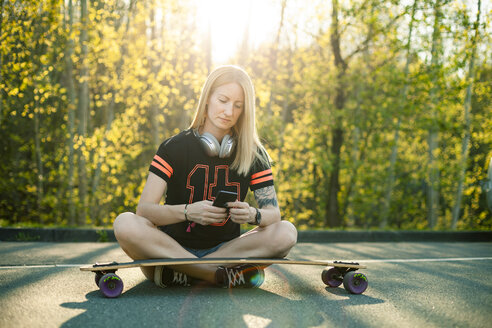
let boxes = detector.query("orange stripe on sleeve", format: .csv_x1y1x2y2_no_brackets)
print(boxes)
153,155,173,175
251,169,272,180
250,175,273,185
151,161,172,178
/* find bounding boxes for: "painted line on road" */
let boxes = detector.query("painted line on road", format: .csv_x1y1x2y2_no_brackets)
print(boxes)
1,257,492,269
358,257,492,264
0,264,85,269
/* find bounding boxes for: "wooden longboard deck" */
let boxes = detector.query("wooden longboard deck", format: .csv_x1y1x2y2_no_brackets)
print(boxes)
80,258,367,272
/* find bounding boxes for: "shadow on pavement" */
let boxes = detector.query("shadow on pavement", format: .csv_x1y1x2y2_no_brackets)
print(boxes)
61,267,385,327
1,243,121,299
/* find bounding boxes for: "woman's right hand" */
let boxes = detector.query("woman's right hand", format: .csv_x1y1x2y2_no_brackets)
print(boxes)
186,200,228,226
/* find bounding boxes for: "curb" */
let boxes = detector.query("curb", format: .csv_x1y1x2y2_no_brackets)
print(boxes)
296,230,492,243
1,227,491,243
0,228,115,243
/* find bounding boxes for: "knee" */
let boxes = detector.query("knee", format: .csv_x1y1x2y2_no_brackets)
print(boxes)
268,220,297,256
113,212,145,244
279,220,298,249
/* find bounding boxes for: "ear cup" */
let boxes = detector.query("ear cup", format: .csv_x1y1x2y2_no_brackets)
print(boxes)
194,130,235,158
200,132,221,157
218,134,234,158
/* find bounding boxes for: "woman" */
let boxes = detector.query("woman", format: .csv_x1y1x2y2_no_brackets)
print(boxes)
114,65,297,288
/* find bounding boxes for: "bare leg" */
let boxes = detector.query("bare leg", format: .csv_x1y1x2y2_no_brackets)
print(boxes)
113,212,218,283
205,220,298,259
113,212,297,284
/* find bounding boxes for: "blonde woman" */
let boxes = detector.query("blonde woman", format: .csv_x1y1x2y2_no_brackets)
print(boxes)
114,65,297,288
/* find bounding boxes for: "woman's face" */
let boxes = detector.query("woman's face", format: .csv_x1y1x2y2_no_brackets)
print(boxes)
204,82,244,137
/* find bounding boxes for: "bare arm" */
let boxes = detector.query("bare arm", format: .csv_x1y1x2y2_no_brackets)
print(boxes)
136,172,184,226
136,172,227,226
253,185,281,227
228,185,281,227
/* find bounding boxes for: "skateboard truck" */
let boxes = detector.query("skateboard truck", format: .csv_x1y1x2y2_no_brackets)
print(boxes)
92,262,120,292
94,261,119,268
333,261,360,273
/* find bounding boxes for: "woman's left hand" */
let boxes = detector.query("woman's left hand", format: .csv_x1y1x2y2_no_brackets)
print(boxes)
227,201,255,225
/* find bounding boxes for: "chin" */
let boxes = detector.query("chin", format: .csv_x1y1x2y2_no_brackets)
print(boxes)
217,122,233,130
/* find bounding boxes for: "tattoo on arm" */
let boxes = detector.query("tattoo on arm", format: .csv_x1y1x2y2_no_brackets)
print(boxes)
254,186,279,209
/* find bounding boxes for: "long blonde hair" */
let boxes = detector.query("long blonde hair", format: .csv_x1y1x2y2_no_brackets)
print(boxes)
190,65,268,175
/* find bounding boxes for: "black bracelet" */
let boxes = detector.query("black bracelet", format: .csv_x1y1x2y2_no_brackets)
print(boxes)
254,207,262,226
184,203,190,221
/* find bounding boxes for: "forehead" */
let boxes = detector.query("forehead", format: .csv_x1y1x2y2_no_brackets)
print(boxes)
212,82,244,101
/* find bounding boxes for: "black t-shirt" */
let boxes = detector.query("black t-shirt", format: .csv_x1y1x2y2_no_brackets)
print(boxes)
148,129,274,249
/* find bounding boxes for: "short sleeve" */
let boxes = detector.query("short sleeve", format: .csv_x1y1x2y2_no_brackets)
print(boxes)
149,140,174,183
249,148,274,191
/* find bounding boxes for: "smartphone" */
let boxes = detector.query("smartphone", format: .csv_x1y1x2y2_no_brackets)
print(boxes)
212,190,238,208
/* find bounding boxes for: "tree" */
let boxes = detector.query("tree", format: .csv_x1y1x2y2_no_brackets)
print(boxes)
380,0,419,228
64,0,77,225
426,0,444,229
77,0,89,224
452,0,482,229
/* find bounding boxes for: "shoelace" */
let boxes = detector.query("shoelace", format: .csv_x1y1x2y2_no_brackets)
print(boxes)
225,267,246,287
172,271,189,285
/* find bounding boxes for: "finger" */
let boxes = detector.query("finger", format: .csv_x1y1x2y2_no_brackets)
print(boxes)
230,210,248,220
229,207,249,216
204,206,227,217
208,204,228,212
226,201,240,208
204,210,229,220
199,215,225,225
230,216,248,224
207,210,228,219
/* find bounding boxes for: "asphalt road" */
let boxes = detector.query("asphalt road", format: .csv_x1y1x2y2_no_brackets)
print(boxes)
1,241,491,328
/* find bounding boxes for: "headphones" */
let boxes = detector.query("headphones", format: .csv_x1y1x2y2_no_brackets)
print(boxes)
193,129,235,158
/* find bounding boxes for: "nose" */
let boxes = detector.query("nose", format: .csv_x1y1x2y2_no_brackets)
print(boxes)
223,102,233,116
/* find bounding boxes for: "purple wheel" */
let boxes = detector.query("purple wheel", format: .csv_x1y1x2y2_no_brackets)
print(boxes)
98,273,124,298
343,271,368,294
322,268,343,287
95,272,104,287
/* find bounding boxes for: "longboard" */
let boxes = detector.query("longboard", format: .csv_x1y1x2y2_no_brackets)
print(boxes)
80,258,368,298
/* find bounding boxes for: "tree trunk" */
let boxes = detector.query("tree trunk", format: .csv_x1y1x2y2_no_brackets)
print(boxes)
65,0,76,225
89,0,135,224
266,0,287,117
205,19,212,73
237,1,252,67
0,0,5,126
77,0,89,225
90,96,114,224
380,0,418,228
277,47,293,178
34,97,44,219
451,0,481,229
326,0,347,227
427,0,443,229
343,2,376,226
149,3,160,148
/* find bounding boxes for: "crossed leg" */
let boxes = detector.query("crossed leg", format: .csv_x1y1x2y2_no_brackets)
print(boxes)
113,212,298,284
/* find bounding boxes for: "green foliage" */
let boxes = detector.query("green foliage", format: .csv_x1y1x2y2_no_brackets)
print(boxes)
96,229,109,242
0,0,490,230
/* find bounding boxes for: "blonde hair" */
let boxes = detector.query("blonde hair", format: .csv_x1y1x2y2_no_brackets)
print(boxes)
190,65,268,175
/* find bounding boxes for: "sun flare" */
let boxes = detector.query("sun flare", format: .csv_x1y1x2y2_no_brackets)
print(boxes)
194,0,280,64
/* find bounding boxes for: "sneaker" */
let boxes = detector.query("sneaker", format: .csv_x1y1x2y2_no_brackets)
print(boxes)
215,264,265,288
154,266,191,287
